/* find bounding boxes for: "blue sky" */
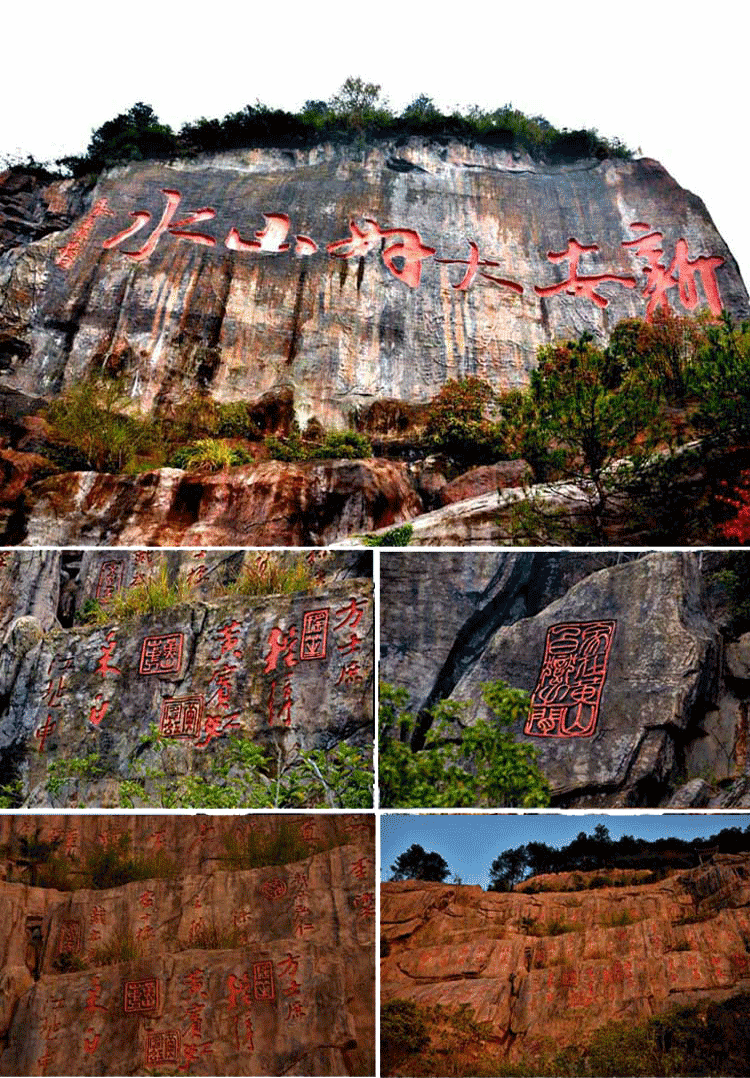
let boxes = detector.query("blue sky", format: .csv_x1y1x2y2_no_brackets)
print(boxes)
381,812,750,888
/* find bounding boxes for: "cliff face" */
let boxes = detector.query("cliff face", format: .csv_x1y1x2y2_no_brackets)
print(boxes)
1,143,746,430
0,814,375,1076
381,857,750,1065
0,549,373,807
380,551,750,807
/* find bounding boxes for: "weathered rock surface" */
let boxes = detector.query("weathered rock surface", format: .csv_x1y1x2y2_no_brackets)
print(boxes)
0,551,373,806
380,551,750,806
381,858,750,1064
0,814,374,1075
8,459,422,547
1,147,746,430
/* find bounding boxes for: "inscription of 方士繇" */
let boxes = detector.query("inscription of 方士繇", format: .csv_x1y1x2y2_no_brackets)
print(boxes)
66,187,727,321
525,621,616,738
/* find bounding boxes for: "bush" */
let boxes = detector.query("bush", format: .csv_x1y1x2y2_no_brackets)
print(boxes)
264,428,372,462
361,524,413,546
44,376,158,473
381,999,431,1075
423,377,506,463
379,680,550,809
168,438,253,471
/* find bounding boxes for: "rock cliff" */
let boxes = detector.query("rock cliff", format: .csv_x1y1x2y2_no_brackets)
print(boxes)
0,141,746,546
0,549,373,807
380,551,750,807
381,857,750,1068
0,813,374,1075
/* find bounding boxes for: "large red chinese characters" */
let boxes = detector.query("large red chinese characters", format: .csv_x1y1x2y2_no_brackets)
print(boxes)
525,620,616,738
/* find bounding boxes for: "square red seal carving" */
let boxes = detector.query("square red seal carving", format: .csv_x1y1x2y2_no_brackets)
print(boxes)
145,1031,180,1065
300,609,329,660
159,695,205,738
253,960,275,1001
123,977,159,1012
525,620,616,738
139,633,184,676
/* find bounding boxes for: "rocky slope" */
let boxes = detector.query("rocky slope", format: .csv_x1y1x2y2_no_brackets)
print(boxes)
380,551,750,807
0,549,373,807
381,856,750,1066
0,813,374,1075
0,140,746,546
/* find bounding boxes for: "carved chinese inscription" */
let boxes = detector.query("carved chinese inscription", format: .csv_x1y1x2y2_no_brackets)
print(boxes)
525,620,616,738
159,695,205,739
57,920,82,955
123,977,158,1012
253,960,275,1001
300,609,329,660
139,633,184,676
95,559,125,601
145,1031,181,1066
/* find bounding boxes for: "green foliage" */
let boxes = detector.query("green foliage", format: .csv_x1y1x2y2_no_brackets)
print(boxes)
47,754,107,799
264,428,372,462
378,681,550,809
119,730,372,809
44,376,158,473
422,377,506,463
168,438,253,471
361,524,413,547
0,780,22,808
227,554,315,597
80,564,193,623
390,843,450,882
381,999,431,1075
602,909,638,927
90,929,140,966
221,818,320,870
59,88,630,178
80,833,177,889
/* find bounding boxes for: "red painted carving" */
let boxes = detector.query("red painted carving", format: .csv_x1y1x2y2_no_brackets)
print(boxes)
186,564,207,585
123,977,158,1012
350,857,371,880
535,239,637,308
253,960,275,1001
436,240,524,293
88,694,110,727
226,213,291,252
337,631,362,657
103,189,216,260
208,665,235,708
333,597,367,631
57,920,81,955
34,714,56,752
159,695,205,738
295,234,318,255
354,891,375,918
139,632,184,675
300,608,329,660
216,620,243,658
623,223,724,320
194,710,241,748
259,877,288,901
90,906,106,924
266,679,293,727
286,1000,307,1021
277,952,301,978
85,976,108,1013
136,925,155,941
44,676,67,707
263,626,298,673
336,660,363,686
138,889,155,908
146,1032,181,1065
96,630,121,676
328,217,436,288
95,559,125,601
182,968,208,999
227,972,252,1009
83,1030,101,1054
525,621,616,738
56,198,113,269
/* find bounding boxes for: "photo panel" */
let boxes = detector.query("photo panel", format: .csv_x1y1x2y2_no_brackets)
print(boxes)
0,812,375,1075
0,548,373,809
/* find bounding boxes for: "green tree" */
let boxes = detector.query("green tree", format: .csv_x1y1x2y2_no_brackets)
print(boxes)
328,77,387,129
390,844,450,882
378,681,550,809
488,844,529,891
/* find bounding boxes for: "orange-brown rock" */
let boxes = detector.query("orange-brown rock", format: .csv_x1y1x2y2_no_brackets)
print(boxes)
381,857,750,1064
12,459,422,546
0,814,375,1076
